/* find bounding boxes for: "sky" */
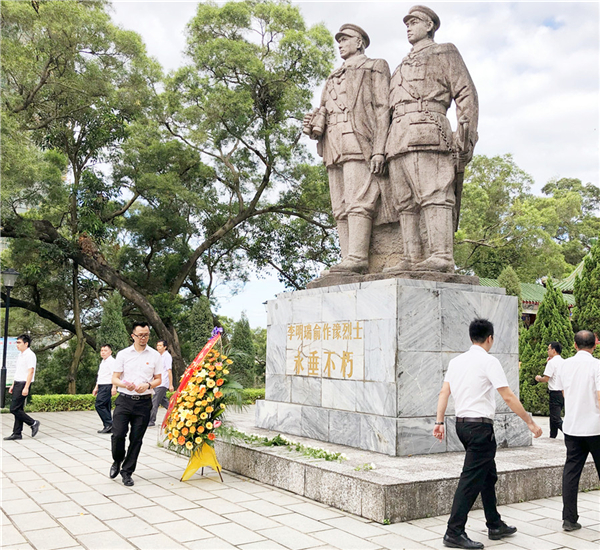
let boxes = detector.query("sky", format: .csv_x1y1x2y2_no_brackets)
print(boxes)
109,1,600,328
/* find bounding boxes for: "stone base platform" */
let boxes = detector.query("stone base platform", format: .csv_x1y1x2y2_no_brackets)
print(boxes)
218,407,600,524
307,269,479,289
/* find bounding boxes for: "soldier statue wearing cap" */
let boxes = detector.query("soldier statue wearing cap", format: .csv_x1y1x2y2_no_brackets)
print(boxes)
385,5,478,274
303,24,391,274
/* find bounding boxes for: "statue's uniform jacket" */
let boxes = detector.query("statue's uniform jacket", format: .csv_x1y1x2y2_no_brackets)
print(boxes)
316,54,391,220
386,40,478,210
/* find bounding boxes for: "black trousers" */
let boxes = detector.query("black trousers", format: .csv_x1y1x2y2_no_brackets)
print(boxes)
95,384,113,428
563,434,600,523
149,386,170,424
447,422,502,536
10,381,36,436
111,394,152,476
549,390,564,438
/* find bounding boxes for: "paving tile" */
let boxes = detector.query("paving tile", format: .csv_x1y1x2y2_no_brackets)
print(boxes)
324,516,387,538
150,495,196,511
272,512,333,533
107,492,155,509
69,491,112,507
208,488,260,503
491,531,563,550
41,501,87,518
238,541,289,550
128,533,186,549
1,524,27,546
85,502,133,520
155,519,213,542
23,526,80,550
177,507,230,526
253,490,304,506
58,513,110,535
285,502,344,521
131,505,181,524
239,499,292,517
2,486,28,501
28,489,70,505
184,537,237,550
369,532,431,549
541,531,600,549
77,531,136,549
383,521,440,542
10,510,59,531
205,522,266,546
197,497,246,515
104,517,158,537
312,528,381,549
1,498,42,515
223,510,280,531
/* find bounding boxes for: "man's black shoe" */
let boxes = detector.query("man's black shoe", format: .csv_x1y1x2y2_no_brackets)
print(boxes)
3,433,22,441
98,426,112,434
563,520,582,531
122,474,134,487
109,462,121,479
488,522,517,540
31,420,40,438
148,422,155,427
443,533,484,549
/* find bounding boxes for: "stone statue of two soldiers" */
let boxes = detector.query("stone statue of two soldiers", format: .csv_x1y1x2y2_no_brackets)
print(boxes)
304,5,479,276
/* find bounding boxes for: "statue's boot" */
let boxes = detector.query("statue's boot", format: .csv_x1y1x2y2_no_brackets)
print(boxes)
414,206,454,273
320,219,348,276
383,212,423,272
329,215,371,274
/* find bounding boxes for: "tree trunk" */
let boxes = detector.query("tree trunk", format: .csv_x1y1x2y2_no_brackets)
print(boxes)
68,263,85,394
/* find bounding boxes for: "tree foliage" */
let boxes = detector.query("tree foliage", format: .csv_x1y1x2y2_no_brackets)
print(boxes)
497,265,523,328
572,238,600,357
519,280,574,414
230,312,257,388
97,291,130,353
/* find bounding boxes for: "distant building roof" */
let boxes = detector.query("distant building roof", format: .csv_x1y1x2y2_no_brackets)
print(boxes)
479,278,575,306
553,257,586,293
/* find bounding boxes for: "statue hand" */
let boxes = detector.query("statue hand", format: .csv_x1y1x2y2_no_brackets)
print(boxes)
370,154,385,175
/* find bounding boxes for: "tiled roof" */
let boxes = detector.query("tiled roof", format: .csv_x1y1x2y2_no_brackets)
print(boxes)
479,278,575,306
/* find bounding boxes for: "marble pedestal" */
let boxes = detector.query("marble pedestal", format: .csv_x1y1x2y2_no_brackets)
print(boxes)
256,278,532,456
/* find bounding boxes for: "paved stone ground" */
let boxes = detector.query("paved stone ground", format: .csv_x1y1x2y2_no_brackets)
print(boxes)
2,410,599,550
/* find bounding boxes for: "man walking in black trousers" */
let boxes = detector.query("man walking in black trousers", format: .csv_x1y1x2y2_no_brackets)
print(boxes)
433,319,542,549
556,330,600,532
93,344,117,433
110,322,162,486
4,334,40,441
535,341,565,438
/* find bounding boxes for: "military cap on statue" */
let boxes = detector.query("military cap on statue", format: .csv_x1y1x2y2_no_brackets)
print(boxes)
403,5,441,32
335,24,370,49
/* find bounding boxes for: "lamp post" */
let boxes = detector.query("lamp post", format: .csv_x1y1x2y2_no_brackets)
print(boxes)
1,269,20,408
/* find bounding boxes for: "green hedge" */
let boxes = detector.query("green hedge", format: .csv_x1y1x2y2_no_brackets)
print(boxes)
1,388,265,413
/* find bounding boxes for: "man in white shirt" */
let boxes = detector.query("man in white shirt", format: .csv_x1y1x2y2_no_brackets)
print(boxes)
4,334,40,440
92,344,118,434
535,341,566,438
148,340,174,427
555,330,600,532
433,319,542,549
110,322,162,487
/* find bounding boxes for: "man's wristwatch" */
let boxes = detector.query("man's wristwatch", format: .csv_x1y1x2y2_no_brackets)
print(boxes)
435,421,444,425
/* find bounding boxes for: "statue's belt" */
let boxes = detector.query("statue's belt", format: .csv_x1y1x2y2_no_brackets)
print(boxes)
326,111,350,125
392,100,447,119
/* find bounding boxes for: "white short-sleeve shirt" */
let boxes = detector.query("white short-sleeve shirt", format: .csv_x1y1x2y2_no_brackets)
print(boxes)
113,345,163,396
14,347,36,383
543,355,565,391
444,345,509,419
158,350,173,389
555,350,600,436
96,356,116,385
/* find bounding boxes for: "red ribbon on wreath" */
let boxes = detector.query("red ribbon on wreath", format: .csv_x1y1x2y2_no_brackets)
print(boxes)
161,327,223,430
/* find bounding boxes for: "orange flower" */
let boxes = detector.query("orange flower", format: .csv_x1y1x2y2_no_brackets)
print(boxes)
167,433,174,440
216,379,224,386
197,426,205,433
216,365,223,371
201,400,208,406
205,406,214,413
207,433,215,441
177,436,185,445
181,427,189,436
214,391,223,398
190,426,196,434
208,371,216,378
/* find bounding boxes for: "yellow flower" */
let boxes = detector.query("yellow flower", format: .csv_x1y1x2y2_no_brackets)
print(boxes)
200,412,208,420
194,407,201,414
216,365,223,371
207,380,216,388
190,415,198,422
220,404,226,409
206,396,214,402
223,369,230,375
195,437,203,444
201,400,208,406
226,359,233,364
173,429,180,437
206,422,213,430
185,420,192,427
177,421,184,429
206,406,214,413
190,426,196,434
186,441,193,450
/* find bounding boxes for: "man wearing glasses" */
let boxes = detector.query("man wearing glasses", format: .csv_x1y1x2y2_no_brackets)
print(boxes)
110,321,162,486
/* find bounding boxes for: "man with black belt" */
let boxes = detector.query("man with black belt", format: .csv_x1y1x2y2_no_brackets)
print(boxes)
148,339,173,427
4,334,40,441
555,330,600,532
93,343,117,434
535,341,565,438
433,319,542,549
110,322,162,486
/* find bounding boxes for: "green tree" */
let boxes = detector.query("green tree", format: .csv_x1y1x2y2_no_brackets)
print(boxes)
497,265,523,328
186,296,215,360
572,239,600,356
519,280,574,414
97,291,130,354
252,327,267,387
230,313,256,388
